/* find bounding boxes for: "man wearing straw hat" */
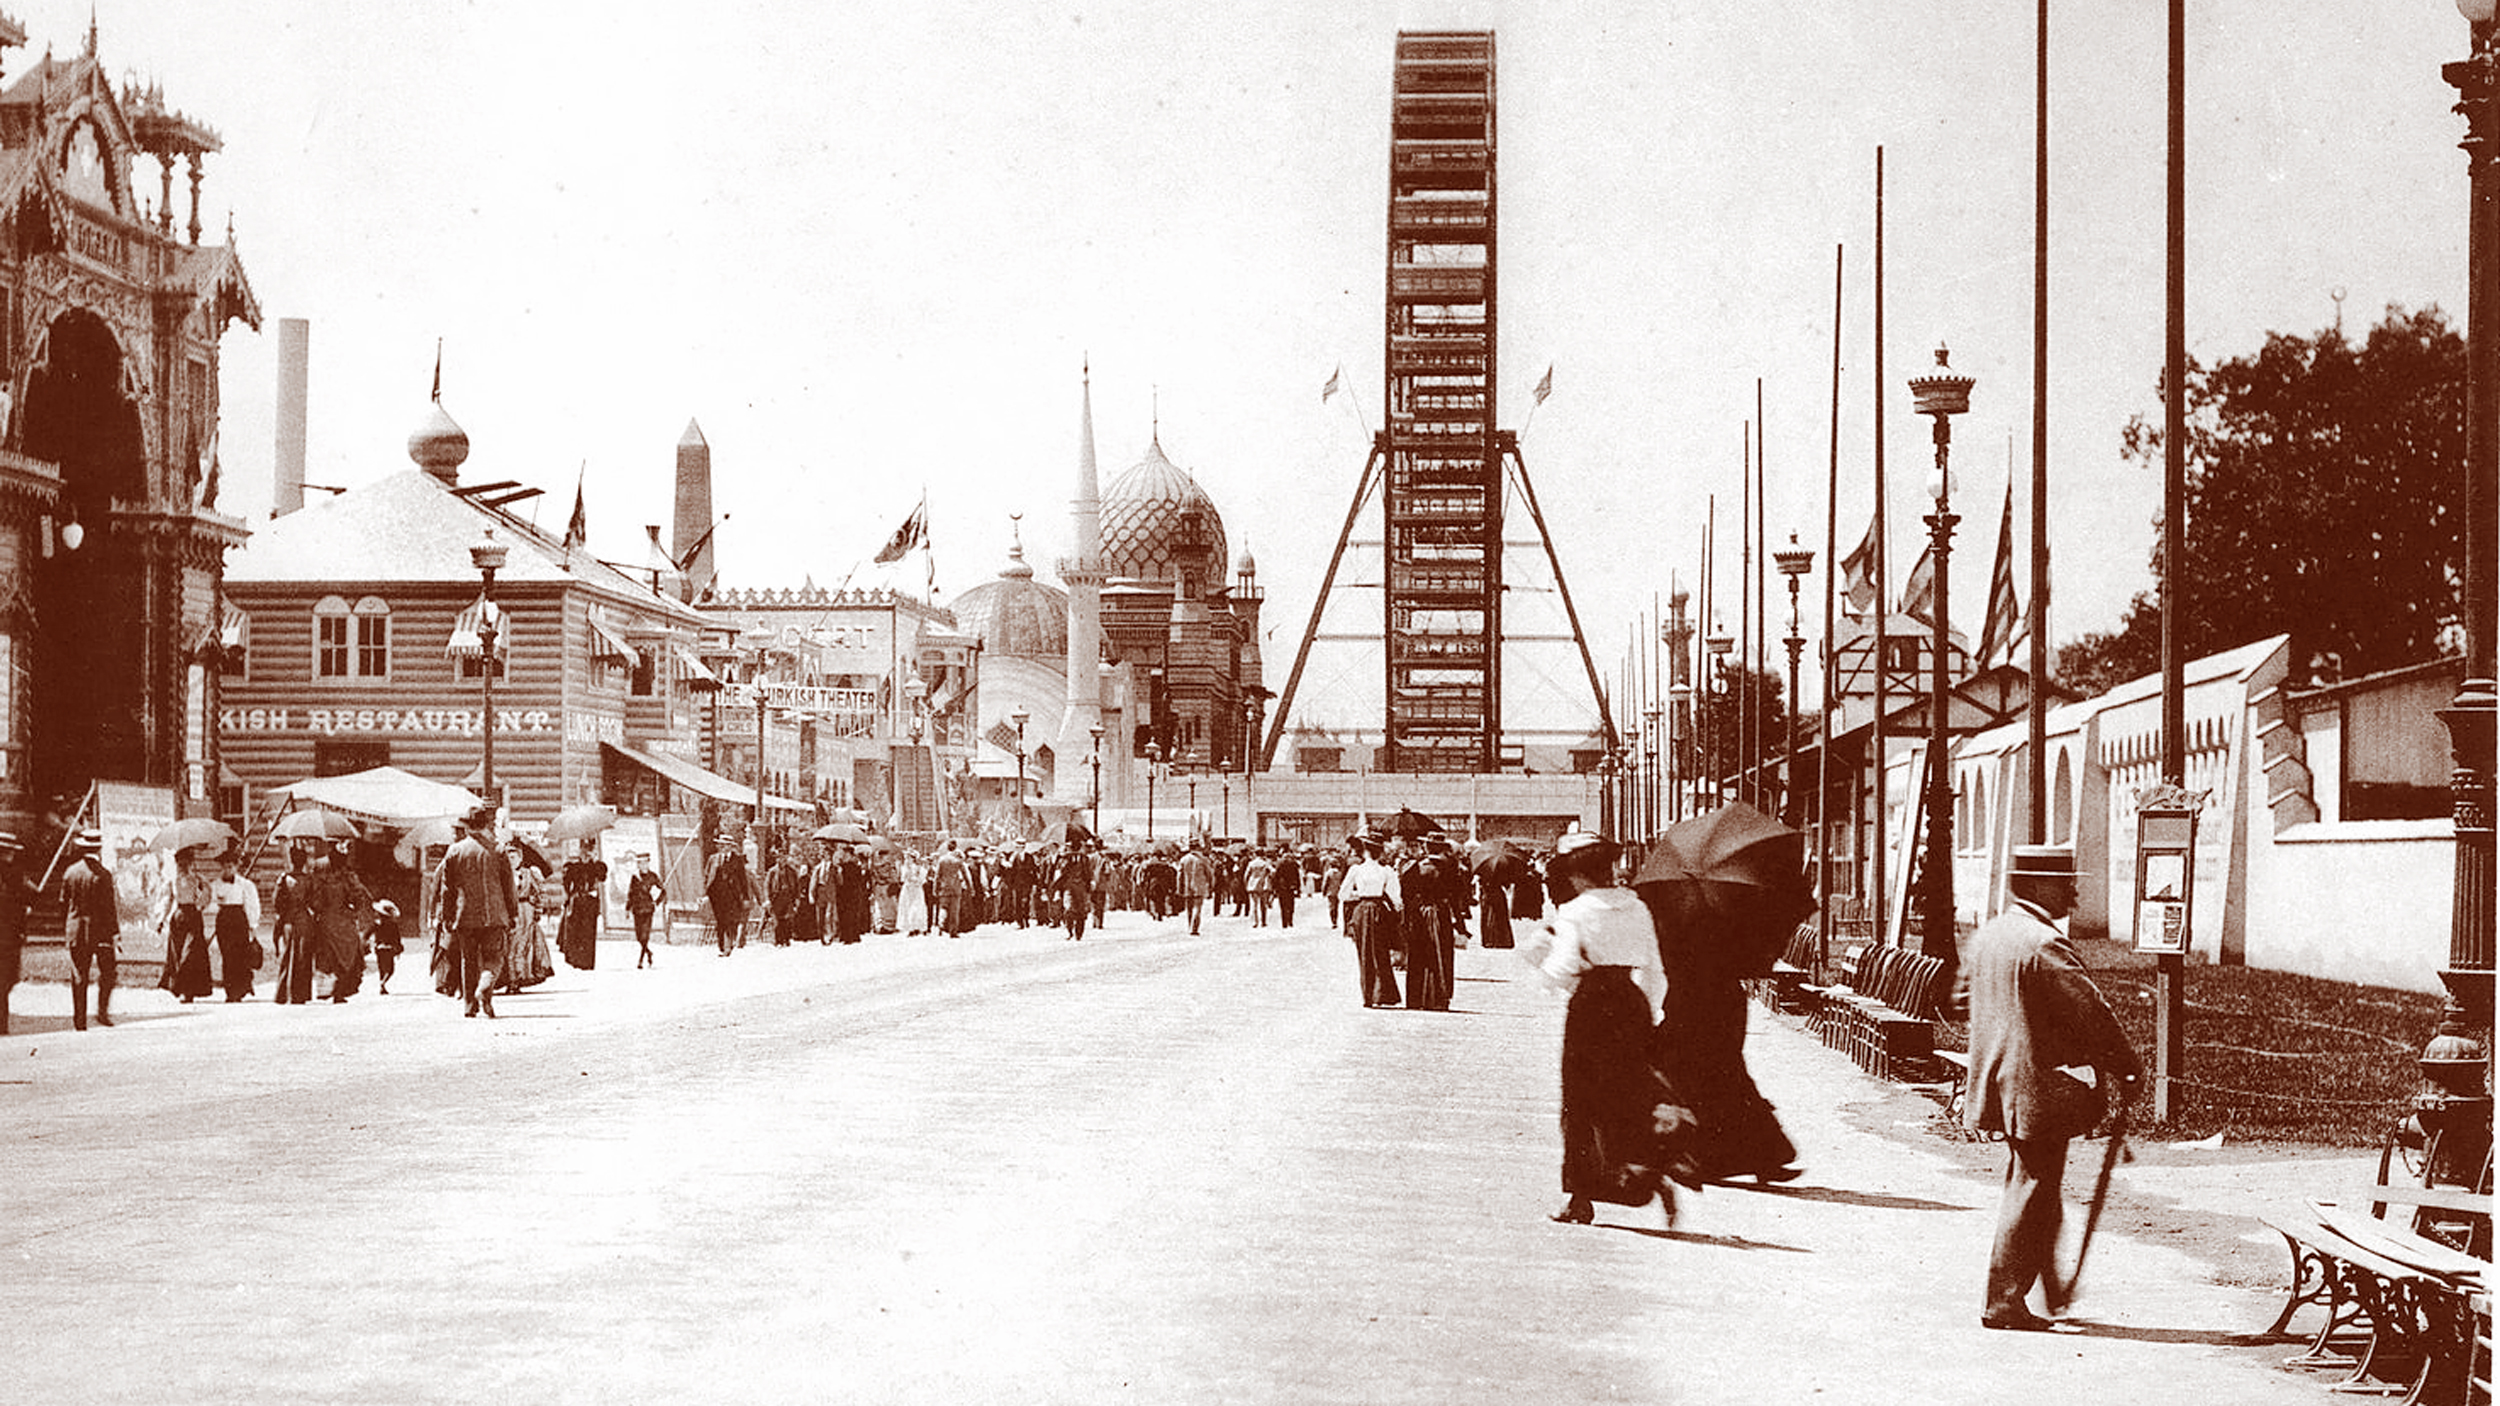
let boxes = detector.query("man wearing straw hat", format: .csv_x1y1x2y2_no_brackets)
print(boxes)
59,830,118,1030
1962,843,2141,1332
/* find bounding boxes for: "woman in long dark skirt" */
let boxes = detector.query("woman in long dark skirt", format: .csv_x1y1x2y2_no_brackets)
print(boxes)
1336,838,1403,1008
210,857,261,1001
560,847,605,969
160,857,216,1003
1644,884,1801,1184
1532,830,1685,1227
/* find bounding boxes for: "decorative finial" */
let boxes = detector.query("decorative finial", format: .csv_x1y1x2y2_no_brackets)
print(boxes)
431,339,443,402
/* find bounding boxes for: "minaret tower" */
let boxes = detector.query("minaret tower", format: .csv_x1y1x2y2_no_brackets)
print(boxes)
1057,362,1110,804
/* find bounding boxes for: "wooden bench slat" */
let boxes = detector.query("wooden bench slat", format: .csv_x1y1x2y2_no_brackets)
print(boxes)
2311,1202,2490,1287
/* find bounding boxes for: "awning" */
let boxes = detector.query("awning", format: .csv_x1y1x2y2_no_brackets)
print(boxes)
673,641,720,688
601,741,811,813
444,597,503,659
271,766,482,826
586,614,640,666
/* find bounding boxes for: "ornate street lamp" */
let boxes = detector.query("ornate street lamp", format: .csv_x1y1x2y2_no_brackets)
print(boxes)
1145,740,1163,845
1009,704,1030,816
1909,344,1974,969
1597,750,1620,841
1775,532,1816,828
1642,702,1663,838
1088,721,1104,837
468,528,508,813
1705,625,1734,806
2421,0,2498,1187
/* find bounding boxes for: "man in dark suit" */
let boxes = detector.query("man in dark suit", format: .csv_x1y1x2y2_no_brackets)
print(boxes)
60,830,118,1030
436,806,516,1018
1962,844,2141,1331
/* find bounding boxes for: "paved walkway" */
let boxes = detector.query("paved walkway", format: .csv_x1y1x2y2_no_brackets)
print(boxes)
0,910,2367,1404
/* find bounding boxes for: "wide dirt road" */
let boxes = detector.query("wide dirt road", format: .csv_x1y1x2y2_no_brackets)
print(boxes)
3,913,2334,1404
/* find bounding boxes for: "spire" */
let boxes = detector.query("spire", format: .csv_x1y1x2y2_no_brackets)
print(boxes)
1056,361,1109,802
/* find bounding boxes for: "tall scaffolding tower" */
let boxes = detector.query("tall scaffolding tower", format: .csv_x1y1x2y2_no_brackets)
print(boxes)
1265,30,1616,773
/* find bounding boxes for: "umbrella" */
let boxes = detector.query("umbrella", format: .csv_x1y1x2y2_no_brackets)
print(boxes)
272,808,361,841
1466,838,1530,881
150,817,238,854
509,836,555,875
543,804,619,845
1369,807,1444,839
813,821,870,844
1042,819,1093,847
1632,802,1818,976
402,816,460,850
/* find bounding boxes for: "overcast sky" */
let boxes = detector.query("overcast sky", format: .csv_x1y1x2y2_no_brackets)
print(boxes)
70,0,2478,734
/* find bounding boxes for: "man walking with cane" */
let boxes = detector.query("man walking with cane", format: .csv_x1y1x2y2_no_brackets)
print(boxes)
1962,844,2140,1332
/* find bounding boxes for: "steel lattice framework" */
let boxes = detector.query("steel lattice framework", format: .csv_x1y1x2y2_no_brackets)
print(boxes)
1264,30,1616,774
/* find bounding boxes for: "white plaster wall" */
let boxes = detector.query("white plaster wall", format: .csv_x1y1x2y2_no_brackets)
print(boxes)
2244,820,2454,995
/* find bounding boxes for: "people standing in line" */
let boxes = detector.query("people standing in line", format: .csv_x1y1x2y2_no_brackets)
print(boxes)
271,843,315,1005
624,851,665,968
1531,829,1684,1228
1176,845,1213,935
1271,849,1301,930
1962,844,2142,1333
1337,837,1404,1009
561,843,607,969
436,806,517,1018
704,838,755,957
60,830,118,1030
211,857,263,1002
369,898,401,994
159,851,216,1003
0,833,28,1033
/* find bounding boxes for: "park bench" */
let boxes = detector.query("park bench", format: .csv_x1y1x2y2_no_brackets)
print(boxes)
1747,922,1824,1016
2260,1174,2491,1405
1807,944,1948,1082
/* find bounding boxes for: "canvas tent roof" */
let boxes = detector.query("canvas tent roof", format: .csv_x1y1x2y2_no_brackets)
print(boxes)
271,766,481,826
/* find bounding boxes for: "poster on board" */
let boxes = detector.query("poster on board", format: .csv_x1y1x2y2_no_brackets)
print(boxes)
95,782,180,957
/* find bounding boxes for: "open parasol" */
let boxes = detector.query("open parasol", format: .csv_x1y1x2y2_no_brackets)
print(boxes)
1466,838,1531,882
814,821,871,844
1041,819,1094,847
1632,801,1818,976
1369,807,1444,840
543,804,619,845
150,817,238,854
272,808,361,842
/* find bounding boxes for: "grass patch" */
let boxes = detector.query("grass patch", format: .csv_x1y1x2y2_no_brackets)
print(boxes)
1932,939,2446,1147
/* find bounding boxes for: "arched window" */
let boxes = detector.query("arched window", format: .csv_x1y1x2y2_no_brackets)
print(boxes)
353,597,391,678
317,595,390,678
313,596,350,678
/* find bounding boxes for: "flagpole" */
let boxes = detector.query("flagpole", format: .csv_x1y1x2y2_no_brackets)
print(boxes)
1701,497,1714,805
1740,420,1752,808
2029,0,2052,848
1756,378,1769,812
1821,242,1844,968
1871,144,1890,950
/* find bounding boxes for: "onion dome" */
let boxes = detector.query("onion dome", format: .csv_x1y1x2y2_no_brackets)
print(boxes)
407,397,470,483
951,534,1069,659
1235,542,1257,578
1100,433,1228,592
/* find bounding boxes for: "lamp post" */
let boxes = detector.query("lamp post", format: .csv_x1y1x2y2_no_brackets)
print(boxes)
1088,722,1104,837
1909,345,1974,969
1663,586,1692,823
1009,704,1030,824
1145,741,1162,845
1597,751,1620,841
1706,625,1734,806
469,529,508,814
2422,0,2498,1187
1775,533,1815,827
1642,702,1663,838
1242,695,1258,843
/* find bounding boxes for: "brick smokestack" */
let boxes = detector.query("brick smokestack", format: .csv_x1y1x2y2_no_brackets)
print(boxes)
273,317,308,517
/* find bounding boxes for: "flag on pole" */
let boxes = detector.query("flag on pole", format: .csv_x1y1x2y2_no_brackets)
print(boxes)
562,464,587,551
1898,541,1937,625
1320,366,1341,403
1839,516,1878,616
1532,365,1554,407
1977,477,2022,666
874,498,927,564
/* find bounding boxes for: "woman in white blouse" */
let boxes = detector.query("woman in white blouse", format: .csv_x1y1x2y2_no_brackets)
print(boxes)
1529,829,1682,1227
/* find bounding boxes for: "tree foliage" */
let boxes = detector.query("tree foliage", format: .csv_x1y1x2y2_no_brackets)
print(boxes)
1686,662,1789,791
2059,306,2466,696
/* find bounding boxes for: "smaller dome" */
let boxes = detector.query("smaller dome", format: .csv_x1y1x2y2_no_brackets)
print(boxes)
408,399,470,482
952,536,1068,660
1235,543,1257,577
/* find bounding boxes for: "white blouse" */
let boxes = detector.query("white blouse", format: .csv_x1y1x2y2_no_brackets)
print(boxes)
1337,859,1403,908
1532,886,1665,1022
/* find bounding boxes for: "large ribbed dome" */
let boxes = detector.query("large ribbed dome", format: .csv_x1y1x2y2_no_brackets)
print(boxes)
951,538,1069,659
1100,434,1229,589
